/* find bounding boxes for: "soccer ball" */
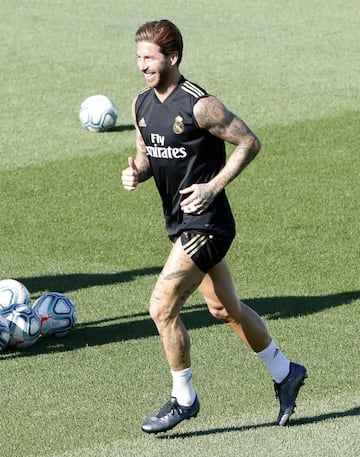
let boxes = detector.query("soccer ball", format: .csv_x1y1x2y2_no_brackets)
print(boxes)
79,95,118,132
6,304,41,349
33,292,77,338
0,303,18,318
0,279,31,309
0,315,10,351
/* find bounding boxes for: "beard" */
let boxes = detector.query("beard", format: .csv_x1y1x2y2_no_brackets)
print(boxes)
146,65,174,92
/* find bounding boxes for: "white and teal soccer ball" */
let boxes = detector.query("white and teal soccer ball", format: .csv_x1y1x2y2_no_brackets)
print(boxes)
0,279,31,309
6,304,41,349
79,95,118,132
33,292,77,338
0,303,16,319
0,315,10,351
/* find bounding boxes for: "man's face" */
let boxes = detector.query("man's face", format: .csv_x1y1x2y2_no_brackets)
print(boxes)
136,41,174,90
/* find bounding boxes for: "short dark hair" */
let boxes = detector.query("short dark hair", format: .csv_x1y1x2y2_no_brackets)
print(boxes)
135,20,183,66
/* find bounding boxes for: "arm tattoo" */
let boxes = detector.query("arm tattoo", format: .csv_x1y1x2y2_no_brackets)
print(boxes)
195,96,233,134
195,96,255,145
194,96,261,192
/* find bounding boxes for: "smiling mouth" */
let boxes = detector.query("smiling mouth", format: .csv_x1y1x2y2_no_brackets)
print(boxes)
144,73,155,81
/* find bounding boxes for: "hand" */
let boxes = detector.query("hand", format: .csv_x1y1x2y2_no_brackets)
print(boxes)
121,157,139,191
180,183,215,214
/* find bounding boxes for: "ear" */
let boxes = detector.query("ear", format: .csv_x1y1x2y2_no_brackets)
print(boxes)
169,51,179,66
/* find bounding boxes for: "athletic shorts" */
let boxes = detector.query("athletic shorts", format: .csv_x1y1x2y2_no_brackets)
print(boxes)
170,231,235,273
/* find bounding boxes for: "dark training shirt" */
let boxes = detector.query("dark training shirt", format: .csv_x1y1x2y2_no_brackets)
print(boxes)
135,76,236,239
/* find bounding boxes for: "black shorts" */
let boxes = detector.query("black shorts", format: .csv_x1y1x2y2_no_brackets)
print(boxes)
170,231,235,273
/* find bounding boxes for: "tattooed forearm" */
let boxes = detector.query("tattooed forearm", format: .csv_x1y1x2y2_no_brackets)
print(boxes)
212,142,259,193
194,96,261,193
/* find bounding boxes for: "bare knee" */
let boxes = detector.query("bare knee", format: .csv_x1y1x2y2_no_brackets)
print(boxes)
207,301,232,323
149,294,185,334
149,299,169,324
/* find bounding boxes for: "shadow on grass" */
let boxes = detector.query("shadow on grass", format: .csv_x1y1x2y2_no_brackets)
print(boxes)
248,291,360,319
17,267,162,297
3,270,359,359
17,271,360,321
156,406,360,439
1,303,221,359
108,124,135,132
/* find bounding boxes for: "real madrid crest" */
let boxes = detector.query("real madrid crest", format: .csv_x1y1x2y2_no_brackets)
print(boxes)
173,115,184,134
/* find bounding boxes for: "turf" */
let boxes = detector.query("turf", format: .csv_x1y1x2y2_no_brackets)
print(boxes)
0,1,359,456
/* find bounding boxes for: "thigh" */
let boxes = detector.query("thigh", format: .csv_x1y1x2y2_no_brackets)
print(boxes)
150,238,206,315
198,258,239,313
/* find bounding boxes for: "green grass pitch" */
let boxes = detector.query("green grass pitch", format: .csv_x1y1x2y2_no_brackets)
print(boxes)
0,1,359,456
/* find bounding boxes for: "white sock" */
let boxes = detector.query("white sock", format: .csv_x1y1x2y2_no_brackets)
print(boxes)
171,366,196,407
256,339,290,383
